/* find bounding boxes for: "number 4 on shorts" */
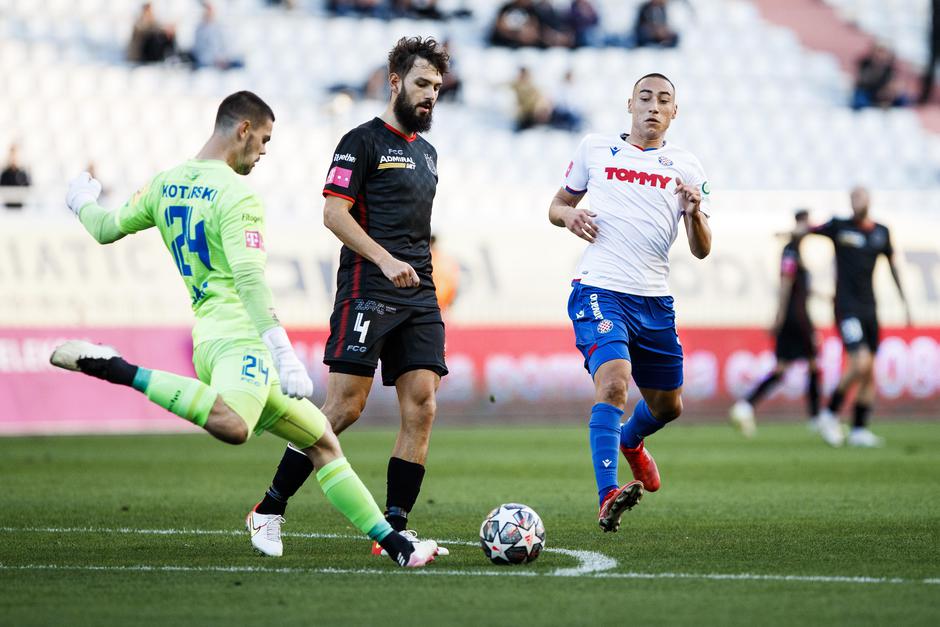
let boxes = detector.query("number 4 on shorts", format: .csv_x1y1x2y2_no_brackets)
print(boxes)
354,313,370,343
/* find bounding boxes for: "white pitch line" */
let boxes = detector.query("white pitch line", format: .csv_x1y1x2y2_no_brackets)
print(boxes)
2,527,936,585
0,526,615,576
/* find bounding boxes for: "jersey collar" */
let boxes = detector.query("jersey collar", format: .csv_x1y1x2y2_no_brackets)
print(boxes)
620,133,665,152
383,121,417,143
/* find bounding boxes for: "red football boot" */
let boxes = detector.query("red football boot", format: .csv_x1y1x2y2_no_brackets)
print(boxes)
620,440,661,492
598,480,643,533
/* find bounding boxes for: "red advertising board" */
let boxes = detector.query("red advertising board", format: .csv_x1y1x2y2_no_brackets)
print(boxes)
1,326,937,435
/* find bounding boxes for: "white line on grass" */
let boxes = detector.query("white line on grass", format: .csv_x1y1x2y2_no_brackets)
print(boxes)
0,526,614,576
2,526,936,585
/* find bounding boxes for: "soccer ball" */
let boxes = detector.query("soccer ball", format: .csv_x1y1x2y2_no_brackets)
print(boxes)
479,503,545,565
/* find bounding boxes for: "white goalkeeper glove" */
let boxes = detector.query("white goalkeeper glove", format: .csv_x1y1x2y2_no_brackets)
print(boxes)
262,326,314,399
66,172,102,216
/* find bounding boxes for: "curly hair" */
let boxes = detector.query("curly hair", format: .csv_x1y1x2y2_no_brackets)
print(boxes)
388,36,449,79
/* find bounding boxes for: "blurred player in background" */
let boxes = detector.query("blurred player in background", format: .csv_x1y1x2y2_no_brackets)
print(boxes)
247,37,451,557
730,209,820,437
549,73,711,532
812,186,911,448
430,233,460,313
50,91,437,568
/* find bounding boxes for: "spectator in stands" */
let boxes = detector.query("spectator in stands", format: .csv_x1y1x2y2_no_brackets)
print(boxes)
491,0,543,48
127,2,178,64
328,64,389,100
851,43,910,110
438,39,462,101
390,0,446,20
549,70,584,131
568,0,601,48
327,0,388,18
634,0,679,48
192,2,245,70
534,0,575,48
919,0,939,103
511,66,552,130
1,144,31,209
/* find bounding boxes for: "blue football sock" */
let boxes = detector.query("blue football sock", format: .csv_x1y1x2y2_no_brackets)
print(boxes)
589,403,623,505
620,400,666,450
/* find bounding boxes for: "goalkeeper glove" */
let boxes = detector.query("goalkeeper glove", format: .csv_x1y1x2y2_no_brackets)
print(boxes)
262,326,314,399
66,172,102,216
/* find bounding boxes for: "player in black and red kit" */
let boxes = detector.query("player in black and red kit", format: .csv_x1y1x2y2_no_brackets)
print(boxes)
812,187,911,448
244,37,452,557
730,210,820,437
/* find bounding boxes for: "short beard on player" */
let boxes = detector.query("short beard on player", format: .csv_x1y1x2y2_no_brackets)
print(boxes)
394,85,433,134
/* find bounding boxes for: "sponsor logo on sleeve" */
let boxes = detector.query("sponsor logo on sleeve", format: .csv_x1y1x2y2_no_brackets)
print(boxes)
701,181,710,195
565,161,574,177
245,230,264,250
333,153,357,163
326,166,353,188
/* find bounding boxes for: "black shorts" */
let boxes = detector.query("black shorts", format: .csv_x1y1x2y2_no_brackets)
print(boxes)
323,298,448,386
836,310,879,353
775,318,816,361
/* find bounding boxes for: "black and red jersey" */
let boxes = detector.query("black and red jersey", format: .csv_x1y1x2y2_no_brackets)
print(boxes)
812,217,893,315
323,117,439,308
780,240,810,327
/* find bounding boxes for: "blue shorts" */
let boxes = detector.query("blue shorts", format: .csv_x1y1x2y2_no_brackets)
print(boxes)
567,281,683,391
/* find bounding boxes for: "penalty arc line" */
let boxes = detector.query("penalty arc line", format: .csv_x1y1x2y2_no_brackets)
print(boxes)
1,526,937,585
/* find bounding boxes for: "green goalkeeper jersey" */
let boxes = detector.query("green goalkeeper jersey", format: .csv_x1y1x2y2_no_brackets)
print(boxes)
93,159,277,346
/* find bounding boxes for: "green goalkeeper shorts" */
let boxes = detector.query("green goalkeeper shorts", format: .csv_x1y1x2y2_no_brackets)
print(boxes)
193,338,326,448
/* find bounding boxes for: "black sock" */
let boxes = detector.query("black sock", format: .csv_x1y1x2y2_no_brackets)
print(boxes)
78,355,138,387
386,457,425,531
807,369,820,417
256,445,314,516
378,530,416,567
853,403,871,429
828,388,846,414
747,372,781,405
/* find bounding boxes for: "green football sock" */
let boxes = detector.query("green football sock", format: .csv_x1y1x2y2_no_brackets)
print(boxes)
317,457,392,541
131,368,217,428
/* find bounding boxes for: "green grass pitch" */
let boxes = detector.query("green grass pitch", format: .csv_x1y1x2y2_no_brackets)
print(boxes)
1,422,938,626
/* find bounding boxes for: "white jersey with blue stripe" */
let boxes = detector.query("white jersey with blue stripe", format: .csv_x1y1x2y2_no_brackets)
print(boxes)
563,133,711,297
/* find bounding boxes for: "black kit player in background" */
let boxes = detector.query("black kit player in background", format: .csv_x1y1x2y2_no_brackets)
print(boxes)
245,37,452,557
812,186,911,448
730,210,821,438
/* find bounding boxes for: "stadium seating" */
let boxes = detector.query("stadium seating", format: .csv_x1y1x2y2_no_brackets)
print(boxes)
1,0,938,220
823,0,930,67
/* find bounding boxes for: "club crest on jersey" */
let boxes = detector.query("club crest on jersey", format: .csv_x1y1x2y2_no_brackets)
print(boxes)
424,153,437,176
609,146,622,157
597,320,614,334
658,156,674,167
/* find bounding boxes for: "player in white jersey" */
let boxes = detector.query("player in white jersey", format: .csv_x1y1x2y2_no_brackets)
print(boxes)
549,74,712,532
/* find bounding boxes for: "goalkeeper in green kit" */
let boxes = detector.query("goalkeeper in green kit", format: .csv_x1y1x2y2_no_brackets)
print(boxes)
51,91,438,568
